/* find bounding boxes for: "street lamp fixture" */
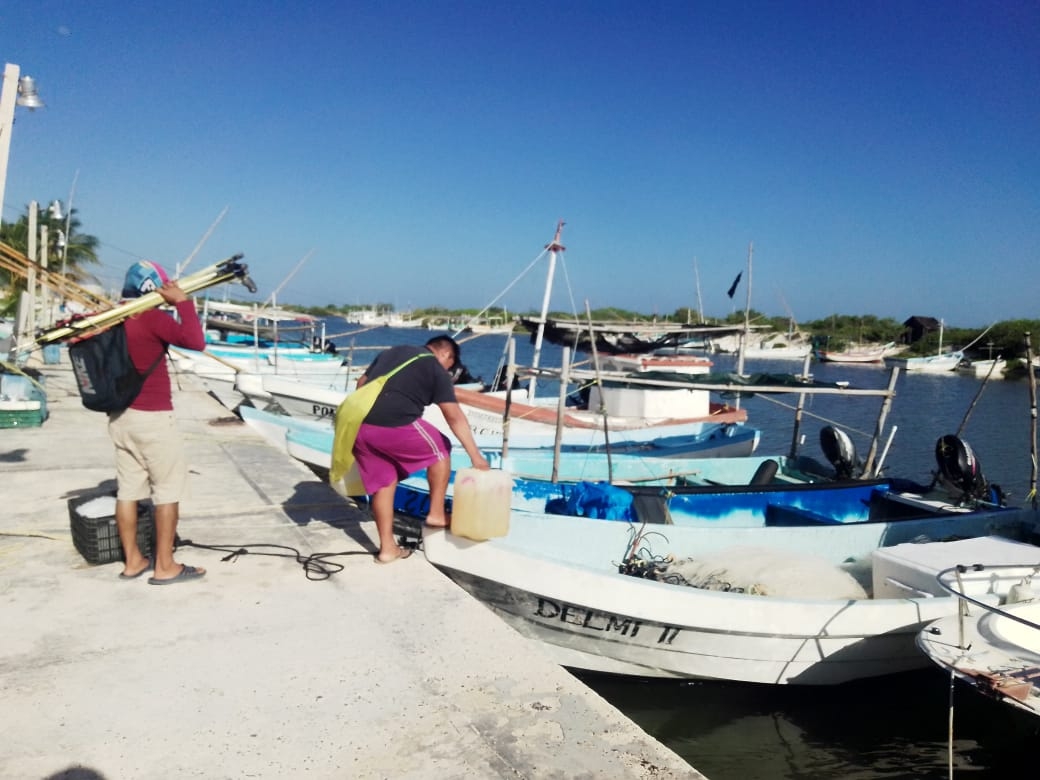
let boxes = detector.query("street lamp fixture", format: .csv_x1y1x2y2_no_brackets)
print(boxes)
15,76,44,110
0,62,45,228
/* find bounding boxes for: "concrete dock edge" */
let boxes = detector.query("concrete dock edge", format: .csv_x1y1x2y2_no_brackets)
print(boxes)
0,355,704,779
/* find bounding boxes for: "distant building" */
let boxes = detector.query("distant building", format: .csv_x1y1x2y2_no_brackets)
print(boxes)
901,316,941,345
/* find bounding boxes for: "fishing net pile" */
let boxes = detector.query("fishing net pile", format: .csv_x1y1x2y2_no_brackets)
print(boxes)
629,546,869,599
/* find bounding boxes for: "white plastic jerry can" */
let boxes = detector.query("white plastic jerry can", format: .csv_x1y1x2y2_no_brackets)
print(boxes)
450,468,513,541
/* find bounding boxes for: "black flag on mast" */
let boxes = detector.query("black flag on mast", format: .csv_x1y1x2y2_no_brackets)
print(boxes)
726,272,742,299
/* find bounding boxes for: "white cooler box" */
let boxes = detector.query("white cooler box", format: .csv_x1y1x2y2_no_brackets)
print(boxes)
588,384,709,419
872,535,1040,600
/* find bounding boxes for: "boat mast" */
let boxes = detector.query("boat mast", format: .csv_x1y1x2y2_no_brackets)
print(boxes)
693,256,704,324
175,205,229,277
735,242,753,378
778,289,796,341
529,220,565,399
1025,333,1038,507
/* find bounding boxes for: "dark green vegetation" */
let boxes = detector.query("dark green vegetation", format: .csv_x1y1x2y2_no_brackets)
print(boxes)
0,203,99,317
302,304,1040,369
2,203,1037,370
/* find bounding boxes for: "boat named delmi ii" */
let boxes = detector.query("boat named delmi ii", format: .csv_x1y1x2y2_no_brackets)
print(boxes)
422,508,1040,686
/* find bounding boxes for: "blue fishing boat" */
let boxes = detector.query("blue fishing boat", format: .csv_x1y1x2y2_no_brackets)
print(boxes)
239,405,1010,530
386,430,1012,528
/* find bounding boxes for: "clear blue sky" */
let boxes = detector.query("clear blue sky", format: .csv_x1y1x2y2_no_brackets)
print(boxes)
3,1,1037,326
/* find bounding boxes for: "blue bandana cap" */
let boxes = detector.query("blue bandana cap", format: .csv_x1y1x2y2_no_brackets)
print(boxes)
121,260,170,298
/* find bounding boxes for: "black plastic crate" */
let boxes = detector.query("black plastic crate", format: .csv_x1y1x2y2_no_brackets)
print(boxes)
69,493,154,565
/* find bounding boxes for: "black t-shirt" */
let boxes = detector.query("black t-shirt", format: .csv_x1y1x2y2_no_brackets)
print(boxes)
362,345,457,427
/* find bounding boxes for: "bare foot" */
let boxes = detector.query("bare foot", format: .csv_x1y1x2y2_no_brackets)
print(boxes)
425,513,451,528
374,548,413,564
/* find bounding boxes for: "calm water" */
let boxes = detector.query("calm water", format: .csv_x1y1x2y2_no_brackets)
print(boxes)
327,323,1040,779
575,669,1037,780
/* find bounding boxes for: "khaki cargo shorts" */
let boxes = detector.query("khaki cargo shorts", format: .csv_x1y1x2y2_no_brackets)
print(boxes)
108,409,188,505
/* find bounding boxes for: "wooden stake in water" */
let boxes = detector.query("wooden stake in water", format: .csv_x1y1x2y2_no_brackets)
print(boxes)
585,299,612,483
787,351,815,459
501,338,516,459
955,352,1000,437
552,347,571,484
862,367,900,477
1025,332,1037,507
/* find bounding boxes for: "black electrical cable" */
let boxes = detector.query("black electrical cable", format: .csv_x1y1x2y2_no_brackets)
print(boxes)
177,531,423,581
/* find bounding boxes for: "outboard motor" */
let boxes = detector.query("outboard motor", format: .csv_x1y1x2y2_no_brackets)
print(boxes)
934,434,994,503
819,426,858,479
748,459,779,485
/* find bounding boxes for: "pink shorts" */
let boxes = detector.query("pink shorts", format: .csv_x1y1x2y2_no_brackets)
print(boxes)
354,419,451,494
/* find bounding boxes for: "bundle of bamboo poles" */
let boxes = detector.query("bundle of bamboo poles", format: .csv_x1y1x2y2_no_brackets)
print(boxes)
35,254,255,345
0,240,112,312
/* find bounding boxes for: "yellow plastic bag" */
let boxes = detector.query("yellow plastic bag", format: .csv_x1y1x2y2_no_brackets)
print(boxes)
329,353,431,497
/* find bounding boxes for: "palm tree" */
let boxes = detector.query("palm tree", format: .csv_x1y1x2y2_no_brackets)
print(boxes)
1,203,99,279
0,203,101,315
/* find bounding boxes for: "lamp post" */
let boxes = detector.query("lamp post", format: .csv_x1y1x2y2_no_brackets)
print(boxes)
0,62,45,228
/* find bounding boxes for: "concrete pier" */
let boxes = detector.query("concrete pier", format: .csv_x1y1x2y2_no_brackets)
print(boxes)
0,356,703,779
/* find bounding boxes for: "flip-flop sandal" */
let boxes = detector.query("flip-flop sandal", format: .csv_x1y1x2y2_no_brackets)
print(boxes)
118,558,155,580
148,564,206,585
374,548,413,565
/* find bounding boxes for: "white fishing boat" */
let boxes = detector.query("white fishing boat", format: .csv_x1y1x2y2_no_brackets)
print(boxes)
916,554,1040,722
171,346,356,412
956,357,1006,379
740,341,813,361
178,293,339,396
261,373,353,421
231,371,272,406
200,299,324,348
262,348,761,459
890,319,956,372
887,350,964,374
596,352,713,376
816,342,900,364
421,510,1040,686
886,320,995,374
261,372,366,420
450,383,753,457
260,406,770,486
238,404,334,454
517,316,730,355
344,308,424,328
201,298,316,324
251,381,1018,531
708,332,812,361
463,312,517,335
253,378,760,459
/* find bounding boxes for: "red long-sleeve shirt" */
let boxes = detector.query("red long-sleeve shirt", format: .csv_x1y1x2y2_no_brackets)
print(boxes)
124,300,205,411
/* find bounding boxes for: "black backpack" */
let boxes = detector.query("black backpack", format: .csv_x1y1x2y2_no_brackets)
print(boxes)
68,323,165,413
